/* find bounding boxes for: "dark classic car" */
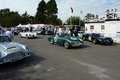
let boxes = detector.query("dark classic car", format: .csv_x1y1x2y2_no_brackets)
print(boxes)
32,28,54,35
88,33,113,45
48,35,84,49
78,31,90,40
0,34,30,64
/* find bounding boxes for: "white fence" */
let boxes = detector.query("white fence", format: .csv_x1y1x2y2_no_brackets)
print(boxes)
102,33,120,43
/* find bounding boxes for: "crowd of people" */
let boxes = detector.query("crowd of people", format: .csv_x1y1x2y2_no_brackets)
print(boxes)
0,25,80,41
53,25,80,37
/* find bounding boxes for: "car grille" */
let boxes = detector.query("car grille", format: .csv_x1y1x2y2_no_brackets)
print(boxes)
74,41,81,44
3,52,25,62
72,41,82,46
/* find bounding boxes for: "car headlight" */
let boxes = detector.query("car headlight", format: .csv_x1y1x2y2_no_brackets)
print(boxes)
21,45,29,52
98,39,102,42
25,47,29,52
71,37,77,40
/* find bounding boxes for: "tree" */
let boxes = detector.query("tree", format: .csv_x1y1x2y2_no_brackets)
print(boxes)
56,18,62,25
35,0,47,24
0,8,21,27
46,0,58,25
29,16,35,24
21,11,34,24
65,16,82,25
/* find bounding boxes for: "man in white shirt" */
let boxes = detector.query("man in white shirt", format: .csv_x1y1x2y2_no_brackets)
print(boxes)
58,24,65,36
5,28,14,41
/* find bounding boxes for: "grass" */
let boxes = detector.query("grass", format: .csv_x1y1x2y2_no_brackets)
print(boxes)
113,42,120,46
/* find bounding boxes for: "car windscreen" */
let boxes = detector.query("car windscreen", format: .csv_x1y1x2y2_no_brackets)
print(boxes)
0,36,12,42
93,34,104,37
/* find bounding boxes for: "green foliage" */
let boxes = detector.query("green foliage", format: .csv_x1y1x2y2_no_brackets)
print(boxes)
65,16,84,26
21,11,34,24
35,0,58,25
46,0,58,14
0,8,21,27
0,9,35,27
56,18,62,25
35,0,47,24
46,0,58,25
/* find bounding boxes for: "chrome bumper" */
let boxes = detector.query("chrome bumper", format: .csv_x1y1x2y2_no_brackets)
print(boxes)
0,52,30,64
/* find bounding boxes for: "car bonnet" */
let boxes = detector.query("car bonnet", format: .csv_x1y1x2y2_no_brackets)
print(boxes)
0,42,22,50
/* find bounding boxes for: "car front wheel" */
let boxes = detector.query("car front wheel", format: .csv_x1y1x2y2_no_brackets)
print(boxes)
88,36,92,41
93,39,97,44
83,36,86,40
64,41,69,49
50,39,54,44
26,35,29,39
20,34,23,38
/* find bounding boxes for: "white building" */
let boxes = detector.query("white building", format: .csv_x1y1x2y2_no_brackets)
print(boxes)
84,8,120,42
85,20,120,33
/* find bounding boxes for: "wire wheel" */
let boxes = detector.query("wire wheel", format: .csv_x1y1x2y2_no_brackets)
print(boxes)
50,39,54,44
64,42,69,49
93,39,97,44
26,35,29,39
83,36,86,40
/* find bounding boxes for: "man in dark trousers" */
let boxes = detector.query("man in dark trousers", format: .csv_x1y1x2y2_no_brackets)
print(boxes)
74,26,78,37
42,27,45,36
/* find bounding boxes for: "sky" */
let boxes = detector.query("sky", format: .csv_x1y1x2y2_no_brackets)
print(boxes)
0,0,120,23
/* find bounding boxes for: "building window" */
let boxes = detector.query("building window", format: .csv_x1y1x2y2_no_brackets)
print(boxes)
85,27,87,31
90,25,94,30
101,25,105,30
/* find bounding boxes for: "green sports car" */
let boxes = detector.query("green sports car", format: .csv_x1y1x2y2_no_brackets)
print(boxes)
48,35,84,49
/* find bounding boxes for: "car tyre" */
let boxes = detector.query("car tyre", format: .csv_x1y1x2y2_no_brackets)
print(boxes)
64,41,69,49
26,35,29,39
50,39,54,44
83,36,86,40
88,36,92,41
93,39,97,44
20,35,22,38
107,41,113,45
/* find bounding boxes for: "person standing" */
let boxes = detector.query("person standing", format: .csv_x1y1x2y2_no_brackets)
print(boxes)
58,24,65,36
42,26,45,36
5,28,14,41
74,26,78,37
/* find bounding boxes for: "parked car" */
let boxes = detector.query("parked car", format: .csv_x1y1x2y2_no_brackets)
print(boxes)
78,31,84,38
32,28,43,35
47,29,54,35
78,31,90,40
48,35,84,49
0,34,30,64
20,31,37,39
13,28,19,35
88,33,113,45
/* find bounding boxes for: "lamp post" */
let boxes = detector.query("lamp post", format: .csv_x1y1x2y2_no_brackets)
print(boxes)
79,11,83,27
70,7,73,25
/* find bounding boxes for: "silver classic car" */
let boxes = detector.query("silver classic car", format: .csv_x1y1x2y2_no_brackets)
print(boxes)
0,34,30,64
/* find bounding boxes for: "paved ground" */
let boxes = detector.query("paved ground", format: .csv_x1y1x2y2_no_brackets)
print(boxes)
0,35,120,80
